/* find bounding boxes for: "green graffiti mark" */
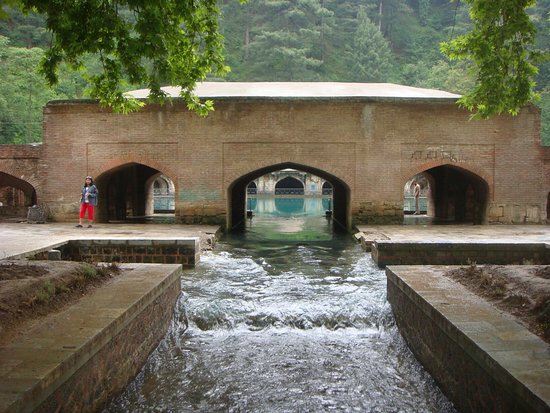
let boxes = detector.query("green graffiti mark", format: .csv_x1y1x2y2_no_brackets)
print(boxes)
179,190,221,202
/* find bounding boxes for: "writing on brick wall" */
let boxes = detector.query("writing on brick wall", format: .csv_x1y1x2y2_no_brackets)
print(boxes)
409,148,467,163
403,144,496,166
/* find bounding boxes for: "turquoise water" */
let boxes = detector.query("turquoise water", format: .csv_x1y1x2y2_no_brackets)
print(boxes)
247,196,331,216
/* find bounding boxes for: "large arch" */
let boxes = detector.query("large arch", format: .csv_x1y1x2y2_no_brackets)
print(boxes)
416,164,489,224
228,162,350,231
94,162,175,223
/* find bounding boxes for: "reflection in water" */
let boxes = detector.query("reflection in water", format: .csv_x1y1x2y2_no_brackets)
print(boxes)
248,196,331,216
104,197,456,413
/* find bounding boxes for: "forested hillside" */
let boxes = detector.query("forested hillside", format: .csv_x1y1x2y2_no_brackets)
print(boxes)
1,0,549,144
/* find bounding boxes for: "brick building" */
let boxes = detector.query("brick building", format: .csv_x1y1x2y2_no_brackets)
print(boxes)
0,82,548,229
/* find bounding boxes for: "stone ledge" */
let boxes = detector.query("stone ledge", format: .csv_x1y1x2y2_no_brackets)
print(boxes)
22,238,200,268
0,263,182,413
372,242,550,267
386,265,550,413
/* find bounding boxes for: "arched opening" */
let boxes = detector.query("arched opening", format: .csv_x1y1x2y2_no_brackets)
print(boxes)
547,192,550,223
150,174,175,214
247,181,257,194
322,181,333,195
418,165,488,224
95,163,175,223
228,163,350,231
0,172,37,219
403,173,431,222
275,177,304,195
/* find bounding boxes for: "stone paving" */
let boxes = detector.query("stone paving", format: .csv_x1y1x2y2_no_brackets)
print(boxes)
0,222,221,260
1,222,547,261
355,223,550,244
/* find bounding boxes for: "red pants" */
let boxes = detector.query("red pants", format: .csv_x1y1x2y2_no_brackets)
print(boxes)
79,203,95,220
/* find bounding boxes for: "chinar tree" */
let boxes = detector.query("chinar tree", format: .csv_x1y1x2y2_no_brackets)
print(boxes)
441,0,546,119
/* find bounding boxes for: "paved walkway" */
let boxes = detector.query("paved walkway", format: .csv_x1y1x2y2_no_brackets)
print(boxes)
1,222,548,261
0,222,221,259
355,224,550,244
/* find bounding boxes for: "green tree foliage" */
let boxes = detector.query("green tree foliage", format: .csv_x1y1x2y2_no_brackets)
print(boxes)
0,36,60,143
0,6,48,48
0,35,90,144
7,0,239,115
441,0,545,119
540,89,550,145
230,0,333,81
348,7,394,82
0,0,548,144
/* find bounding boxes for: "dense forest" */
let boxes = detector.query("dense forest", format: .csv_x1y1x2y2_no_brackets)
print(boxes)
1,0,549,145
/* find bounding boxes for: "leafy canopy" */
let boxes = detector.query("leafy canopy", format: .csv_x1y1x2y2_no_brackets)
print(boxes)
13,0,243,115
441,0,546,119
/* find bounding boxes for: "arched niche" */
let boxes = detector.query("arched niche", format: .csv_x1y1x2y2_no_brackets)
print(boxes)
274,176,305,195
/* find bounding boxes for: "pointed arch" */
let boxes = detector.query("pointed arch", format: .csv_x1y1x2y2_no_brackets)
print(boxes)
227,162,351,231
406,164,490,224
275,176,305,195
0,172,37,207
94,162,176,223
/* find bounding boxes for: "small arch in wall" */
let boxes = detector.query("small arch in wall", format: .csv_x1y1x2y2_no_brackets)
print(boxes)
247,181,257,195
403,173,433,223
322,181,333,195
148,174,175,215
275,176,305,195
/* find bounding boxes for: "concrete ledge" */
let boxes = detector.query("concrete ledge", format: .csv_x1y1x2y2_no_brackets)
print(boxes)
0,263,182,413
386,265,550,413
373,242,550,267
23,238,200,268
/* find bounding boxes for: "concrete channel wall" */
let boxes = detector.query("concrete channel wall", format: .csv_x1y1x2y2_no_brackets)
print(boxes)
0,263,182,413
387,265,550,413
29,238,200,268
372,241,550,267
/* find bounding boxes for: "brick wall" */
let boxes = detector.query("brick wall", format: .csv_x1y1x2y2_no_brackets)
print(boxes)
33,264,182,413
32,238,200,268
371,241,550,267
386,266,550,413
2,96,547,226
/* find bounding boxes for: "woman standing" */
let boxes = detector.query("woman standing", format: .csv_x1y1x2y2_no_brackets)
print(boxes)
76,176,98,228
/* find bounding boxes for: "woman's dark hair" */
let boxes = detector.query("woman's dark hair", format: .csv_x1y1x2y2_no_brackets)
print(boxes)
84,176,94,186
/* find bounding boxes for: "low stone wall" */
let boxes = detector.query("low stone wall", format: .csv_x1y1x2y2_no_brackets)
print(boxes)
0,205,27,216
31,238,200,267
0,263,182,413
372,241,550,267
386,265,550,413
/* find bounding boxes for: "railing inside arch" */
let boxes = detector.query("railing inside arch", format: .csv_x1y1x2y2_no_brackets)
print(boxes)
274,188,305,195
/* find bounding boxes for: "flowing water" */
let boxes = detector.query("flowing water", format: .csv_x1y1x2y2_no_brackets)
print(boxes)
105,198,456,412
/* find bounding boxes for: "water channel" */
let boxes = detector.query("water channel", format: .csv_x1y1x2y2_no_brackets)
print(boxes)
105,197,456,412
